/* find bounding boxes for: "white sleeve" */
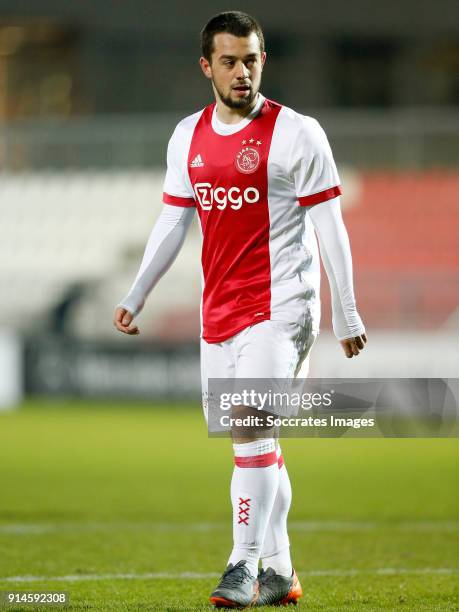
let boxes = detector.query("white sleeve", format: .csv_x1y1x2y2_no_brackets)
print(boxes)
292,117,342,207
118,204,195,317
308,197,365,340
162,125,196,205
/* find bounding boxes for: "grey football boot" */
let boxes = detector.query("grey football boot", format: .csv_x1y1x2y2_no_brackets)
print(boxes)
209,560,259,608
256,566,302,606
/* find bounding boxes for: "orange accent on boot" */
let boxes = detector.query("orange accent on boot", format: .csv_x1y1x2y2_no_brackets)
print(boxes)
209,580,259,608
279,570,302,605
252,579,260,604
209,595,239,607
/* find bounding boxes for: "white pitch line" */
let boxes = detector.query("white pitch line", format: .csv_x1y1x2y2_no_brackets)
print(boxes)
0,520,457,535
290,520,459,532
1,568,458,583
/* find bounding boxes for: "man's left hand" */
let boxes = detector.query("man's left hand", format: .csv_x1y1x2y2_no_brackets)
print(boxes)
340,333,367,358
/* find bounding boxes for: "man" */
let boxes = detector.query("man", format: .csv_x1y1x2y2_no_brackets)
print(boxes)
114,11,367,608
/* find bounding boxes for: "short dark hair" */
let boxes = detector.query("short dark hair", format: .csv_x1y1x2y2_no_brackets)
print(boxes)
200,11,265,62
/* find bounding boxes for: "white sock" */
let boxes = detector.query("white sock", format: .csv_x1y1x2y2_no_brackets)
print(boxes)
260,444,293,577
227,438,279,578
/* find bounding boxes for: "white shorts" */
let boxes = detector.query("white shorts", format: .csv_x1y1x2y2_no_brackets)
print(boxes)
201,320,318,423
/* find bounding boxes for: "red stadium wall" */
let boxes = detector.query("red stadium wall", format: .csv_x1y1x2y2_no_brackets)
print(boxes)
321,170,459,330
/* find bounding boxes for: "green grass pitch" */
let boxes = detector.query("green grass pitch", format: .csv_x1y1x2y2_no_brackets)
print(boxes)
0,398,458,611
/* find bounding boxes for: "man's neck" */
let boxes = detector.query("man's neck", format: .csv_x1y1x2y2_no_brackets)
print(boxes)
215,93,260,125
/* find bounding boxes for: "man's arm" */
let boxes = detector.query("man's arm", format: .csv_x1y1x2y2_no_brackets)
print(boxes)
113,203,195,335
307,197,367,358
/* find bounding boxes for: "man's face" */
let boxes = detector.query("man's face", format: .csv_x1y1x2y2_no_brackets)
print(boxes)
200,32,266,110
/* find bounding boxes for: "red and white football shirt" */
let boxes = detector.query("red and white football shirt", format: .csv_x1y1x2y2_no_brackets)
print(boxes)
163,94,342,343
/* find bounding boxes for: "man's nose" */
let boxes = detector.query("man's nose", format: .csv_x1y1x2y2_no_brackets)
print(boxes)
234,61,250,80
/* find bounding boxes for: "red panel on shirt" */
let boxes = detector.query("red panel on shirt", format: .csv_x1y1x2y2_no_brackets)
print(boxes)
188,99,282,343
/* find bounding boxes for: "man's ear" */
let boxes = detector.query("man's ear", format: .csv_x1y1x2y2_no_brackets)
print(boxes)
199,56,212,80
261,51,267,70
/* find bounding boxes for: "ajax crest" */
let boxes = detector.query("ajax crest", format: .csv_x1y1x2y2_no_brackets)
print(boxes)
235,138,262,174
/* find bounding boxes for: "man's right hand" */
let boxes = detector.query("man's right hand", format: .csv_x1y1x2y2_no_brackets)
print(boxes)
113,307,140,335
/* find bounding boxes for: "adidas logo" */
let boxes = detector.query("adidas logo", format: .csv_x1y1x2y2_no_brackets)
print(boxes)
190,154,204,168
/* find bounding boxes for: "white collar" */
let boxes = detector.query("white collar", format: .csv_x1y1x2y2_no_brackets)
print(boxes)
211,94,265,136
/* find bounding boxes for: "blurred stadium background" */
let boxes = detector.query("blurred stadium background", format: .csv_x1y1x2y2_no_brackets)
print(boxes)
0,3,458,610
